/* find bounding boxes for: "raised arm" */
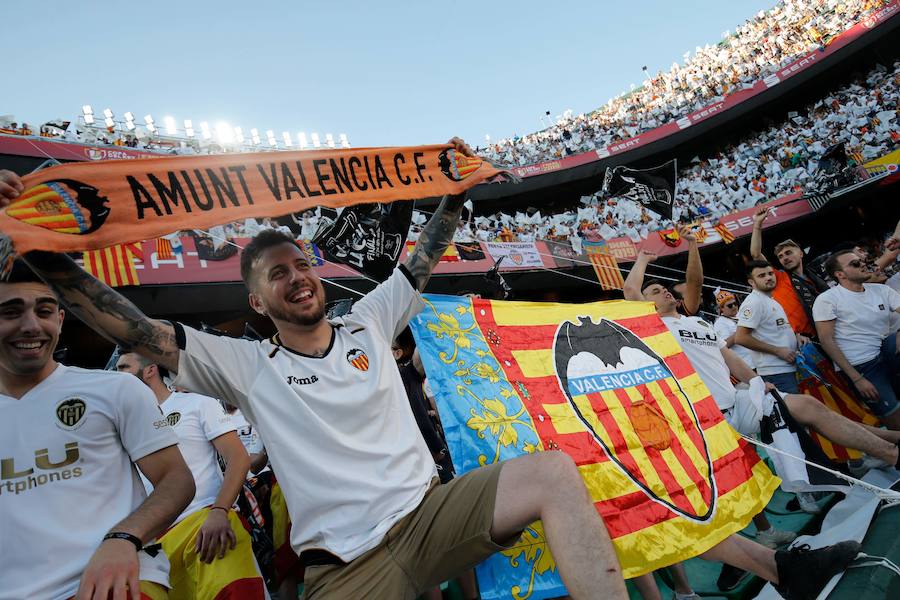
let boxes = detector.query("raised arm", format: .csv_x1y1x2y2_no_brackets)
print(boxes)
678,223,703,315
623,249,657,301
21,250,181,373
404,138,474,291
749,207,768,261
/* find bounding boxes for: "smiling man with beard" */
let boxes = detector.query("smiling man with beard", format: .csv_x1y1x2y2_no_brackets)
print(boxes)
0,261,194,600
1,142,635,599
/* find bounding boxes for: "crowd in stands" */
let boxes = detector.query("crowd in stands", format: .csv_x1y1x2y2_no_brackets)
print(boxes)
479,0,890,167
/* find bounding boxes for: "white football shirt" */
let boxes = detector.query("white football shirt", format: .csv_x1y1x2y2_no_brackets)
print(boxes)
172,266,435,561
229,408,270,477
0,365,178,600
154,392,235,522
812,283,900,366
662,315,737,411
737,290,797,375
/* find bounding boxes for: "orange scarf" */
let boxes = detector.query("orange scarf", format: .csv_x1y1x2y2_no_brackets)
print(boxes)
0,145,508,257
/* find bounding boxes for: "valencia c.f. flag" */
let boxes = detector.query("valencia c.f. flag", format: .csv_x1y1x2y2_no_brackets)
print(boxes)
411,296,778,600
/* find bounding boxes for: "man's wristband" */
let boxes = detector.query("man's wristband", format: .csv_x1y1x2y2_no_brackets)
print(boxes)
103,532,142,552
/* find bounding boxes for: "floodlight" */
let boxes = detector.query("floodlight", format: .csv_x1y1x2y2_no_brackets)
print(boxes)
266,130,277,147
484,134,491,142
250,128,261,145
185,127,195,138
104,117,115,128
82,105,93,116
200,121,211,140
103,108,114,119
234,127,244,143
146,123,156,133
338,133,349,148
215,122,234,144
311,132,320,148
298,132,308,148
125,121,136,131
325,133,335,148
83,114,95,125
164,116,177,135
283,132,293,147
124,112,134,122
144,115,154,125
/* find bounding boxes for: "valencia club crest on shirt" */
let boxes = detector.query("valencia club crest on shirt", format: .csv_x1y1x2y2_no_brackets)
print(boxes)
347,348,369,372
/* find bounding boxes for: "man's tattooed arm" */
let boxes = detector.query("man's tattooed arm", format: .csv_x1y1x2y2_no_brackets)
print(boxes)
22,251,180,372
404,193,466,291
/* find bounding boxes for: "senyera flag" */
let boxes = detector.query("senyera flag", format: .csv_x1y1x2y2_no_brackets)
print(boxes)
0,145,511,267
411,296,779,600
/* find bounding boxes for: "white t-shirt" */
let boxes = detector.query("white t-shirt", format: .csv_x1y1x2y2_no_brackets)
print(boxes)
153,392,235,522
736,290,797,375
0,365,178,600
662,315,737,411
713,315,755,368
812,283,900,366
172,266,435,561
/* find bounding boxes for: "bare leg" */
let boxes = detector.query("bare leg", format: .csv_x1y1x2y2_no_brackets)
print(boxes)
700,535,778,583
491,452,627,599
785,393,900,464
632,574,662,600
669,562,694,595
858,422,900,443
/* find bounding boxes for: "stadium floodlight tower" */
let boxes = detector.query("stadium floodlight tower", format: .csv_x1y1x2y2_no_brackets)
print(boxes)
123,112,136,131
81,105,94,125
266,130,277,147
164,116,177,135
144,115,156,134
283,132,293,147
325,133,335,148
339,133,349,148
234,127,244,145
215,122,234,145
298,132,308,149
184,120,195,138
310,132,321,148
200,121,212,140
103,108,115,129
250,128,261,145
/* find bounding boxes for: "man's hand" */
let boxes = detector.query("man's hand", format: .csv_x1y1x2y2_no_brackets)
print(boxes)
676,223,697,243
75,538,141,600
752,207,769,229
447,137,476,158
0,169,24,205
195,509,237,563
764,381,777,393
853,376,880,401
775,347,798,363
636,249,658,263
796,334,811,347
886,237,900,252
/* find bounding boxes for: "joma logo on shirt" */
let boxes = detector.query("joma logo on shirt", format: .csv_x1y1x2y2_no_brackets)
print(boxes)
1,442,80,479
286,375,319,386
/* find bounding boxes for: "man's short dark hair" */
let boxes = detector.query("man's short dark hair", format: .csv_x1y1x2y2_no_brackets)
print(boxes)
239,230,299,289
668,281,686,299
745,259,772,278
641,278,665,293
825,249,856,278
4,260,45,285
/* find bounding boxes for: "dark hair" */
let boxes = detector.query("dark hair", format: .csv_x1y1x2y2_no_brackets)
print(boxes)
668,280,686,299
120,350,170,380
4,260,45,285
745,259,772,278
641,278,665,293
825,249,856,278
239,230,299,288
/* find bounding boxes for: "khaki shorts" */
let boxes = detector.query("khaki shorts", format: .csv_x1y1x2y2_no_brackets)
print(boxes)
303,461,512,599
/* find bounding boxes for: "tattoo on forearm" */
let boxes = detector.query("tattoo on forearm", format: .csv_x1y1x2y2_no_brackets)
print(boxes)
23,251,177,358
405,193,466,291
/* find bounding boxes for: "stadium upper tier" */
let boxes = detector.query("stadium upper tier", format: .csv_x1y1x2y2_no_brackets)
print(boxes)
479,0,898,173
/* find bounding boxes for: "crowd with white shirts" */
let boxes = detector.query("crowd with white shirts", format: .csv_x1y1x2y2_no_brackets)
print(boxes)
479,0,891,167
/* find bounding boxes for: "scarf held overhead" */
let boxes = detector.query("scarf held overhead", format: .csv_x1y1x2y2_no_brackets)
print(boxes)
0,145,508,255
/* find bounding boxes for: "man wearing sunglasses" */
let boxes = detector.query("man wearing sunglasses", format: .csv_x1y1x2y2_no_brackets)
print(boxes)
712,290,755,369
814,250,900,430
750,208,829,338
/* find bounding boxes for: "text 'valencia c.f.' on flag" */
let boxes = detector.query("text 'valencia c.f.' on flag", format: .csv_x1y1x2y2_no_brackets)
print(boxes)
410,296,779,600
0,145,511,258
601,160,677,220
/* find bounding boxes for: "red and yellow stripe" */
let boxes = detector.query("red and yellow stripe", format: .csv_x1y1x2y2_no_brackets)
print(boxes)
83,243,141,287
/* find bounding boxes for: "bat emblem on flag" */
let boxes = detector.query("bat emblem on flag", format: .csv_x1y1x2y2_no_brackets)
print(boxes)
6,179,110,235
553,316,716,521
